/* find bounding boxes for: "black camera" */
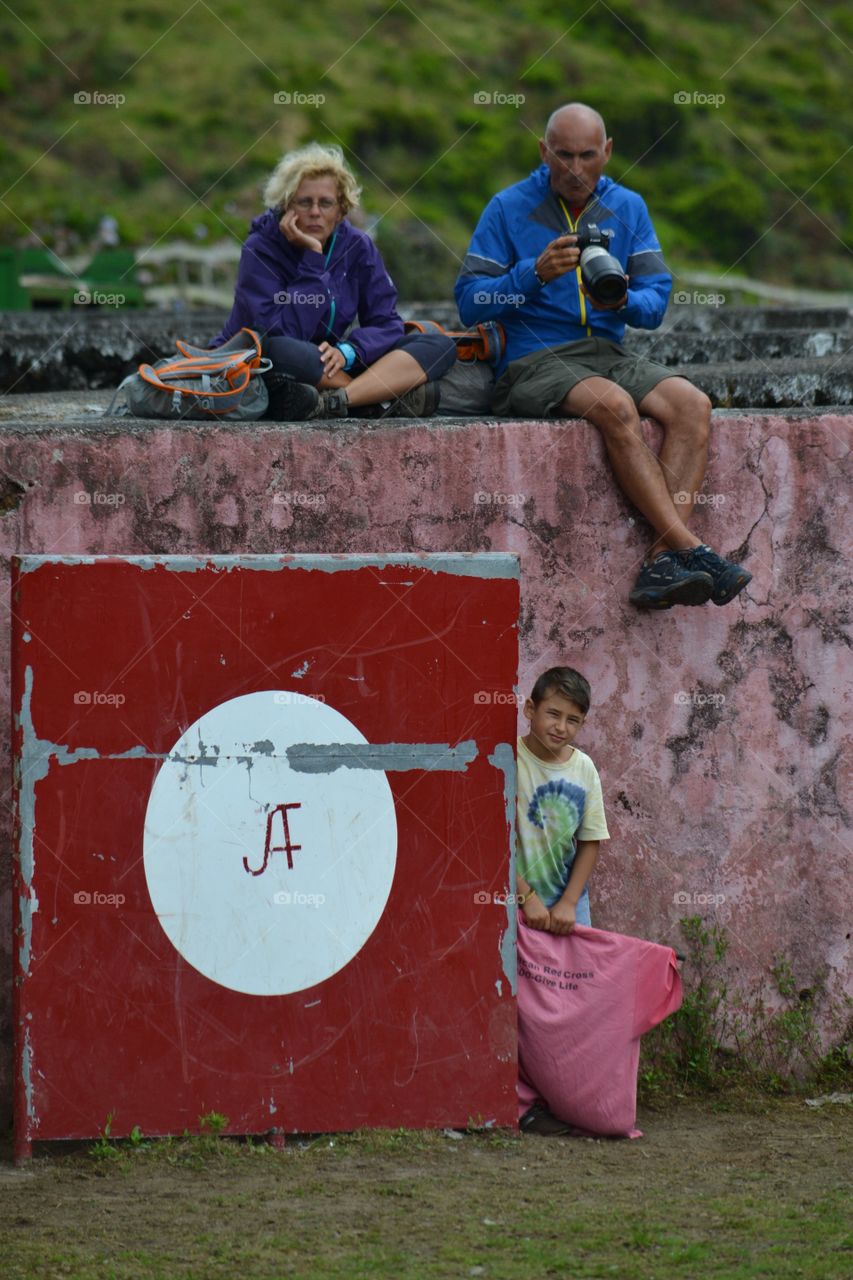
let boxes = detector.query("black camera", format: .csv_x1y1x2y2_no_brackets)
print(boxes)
575,225,627,306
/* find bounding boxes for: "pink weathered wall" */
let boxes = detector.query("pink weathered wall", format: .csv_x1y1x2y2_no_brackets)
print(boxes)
1,406,851,1127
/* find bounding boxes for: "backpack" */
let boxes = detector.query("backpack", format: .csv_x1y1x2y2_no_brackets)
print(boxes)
106,328,272,420
403,320,505,416
403,318,505,366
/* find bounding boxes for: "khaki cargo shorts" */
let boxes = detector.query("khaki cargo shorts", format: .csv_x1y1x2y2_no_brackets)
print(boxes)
492,336,686,417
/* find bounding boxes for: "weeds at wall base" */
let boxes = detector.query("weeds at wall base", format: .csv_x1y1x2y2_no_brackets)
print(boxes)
89,1110,249,1168
639,915,853,1102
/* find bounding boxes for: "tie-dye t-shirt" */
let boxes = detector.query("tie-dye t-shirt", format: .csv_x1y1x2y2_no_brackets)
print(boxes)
516,736,610,908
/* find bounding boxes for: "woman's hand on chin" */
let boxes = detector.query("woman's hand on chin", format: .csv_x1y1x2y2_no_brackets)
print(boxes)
278,207,323,254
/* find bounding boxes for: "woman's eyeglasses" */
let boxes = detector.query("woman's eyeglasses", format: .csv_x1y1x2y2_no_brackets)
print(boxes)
292,198,339,211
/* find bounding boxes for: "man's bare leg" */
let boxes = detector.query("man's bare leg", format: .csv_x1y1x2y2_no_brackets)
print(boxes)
560,374,749,607
638,377,712,559
560,376,703,552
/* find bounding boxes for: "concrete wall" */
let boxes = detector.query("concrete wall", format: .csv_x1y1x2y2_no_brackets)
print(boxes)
1,400,851,1127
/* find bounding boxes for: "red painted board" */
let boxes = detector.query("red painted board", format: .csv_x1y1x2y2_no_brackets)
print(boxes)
12,555,519,1149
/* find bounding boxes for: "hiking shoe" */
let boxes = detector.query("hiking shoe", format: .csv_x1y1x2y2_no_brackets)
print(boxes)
677,544,752,606
378,381,440,418
263,373,320,421
307,388,351,420
628,551,714,609
519,1104,572,1137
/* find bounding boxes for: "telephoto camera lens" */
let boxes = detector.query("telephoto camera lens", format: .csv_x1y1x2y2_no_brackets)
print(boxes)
577,224,627,305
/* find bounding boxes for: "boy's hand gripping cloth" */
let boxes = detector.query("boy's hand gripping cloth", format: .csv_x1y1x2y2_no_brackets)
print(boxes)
517,920,683,1138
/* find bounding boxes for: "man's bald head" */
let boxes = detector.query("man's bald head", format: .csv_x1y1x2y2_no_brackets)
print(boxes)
545,104,607,147
540,104,613,206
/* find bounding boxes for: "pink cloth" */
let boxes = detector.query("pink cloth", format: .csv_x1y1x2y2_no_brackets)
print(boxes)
517,919,683,1138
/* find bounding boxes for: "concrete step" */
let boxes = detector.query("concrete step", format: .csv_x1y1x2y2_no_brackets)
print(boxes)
409,302,853,334
643,304,853,334
671,355,853,408
0,310,226,392
626,329,851,363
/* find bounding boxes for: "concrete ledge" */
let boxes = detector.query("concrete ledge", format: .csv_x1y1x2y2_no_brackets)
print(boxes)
0,405,850,1124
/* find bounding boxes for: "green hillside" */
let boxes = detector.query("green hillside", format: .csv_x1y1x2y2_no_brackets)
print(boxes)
2,0,851,297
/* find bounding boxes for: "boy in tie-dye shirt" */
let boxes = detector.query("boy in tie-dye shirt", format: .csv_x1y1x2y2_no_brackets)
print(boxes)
516,666,609,936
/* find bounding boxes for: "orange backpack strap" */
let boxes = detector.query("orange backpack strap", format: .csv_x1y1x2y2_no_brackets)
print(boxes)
403,319,448,337
404,319,505,366
175,327,263,367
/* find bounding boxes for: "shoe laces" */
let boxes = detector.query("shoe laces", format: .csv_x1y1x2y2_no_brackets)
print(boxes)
679,544,720,571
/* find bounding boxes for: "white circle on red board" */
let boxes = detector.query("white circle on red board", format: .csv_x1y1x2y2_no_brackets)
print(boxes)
143,691,397,996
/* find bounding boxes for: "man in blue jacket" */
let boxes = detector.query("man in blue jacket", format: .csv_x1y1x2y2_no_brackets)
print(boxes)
455,103,750,610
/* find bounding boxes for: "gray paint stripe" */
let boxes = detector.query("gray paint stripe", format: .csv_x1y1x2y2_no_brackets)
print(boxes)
287,740,478,773
16,553,519,580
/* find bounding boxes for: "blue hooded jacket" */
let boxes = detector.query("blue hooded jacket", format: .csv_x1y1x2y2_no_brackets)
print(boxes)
455,167,671,376
210,210,404,364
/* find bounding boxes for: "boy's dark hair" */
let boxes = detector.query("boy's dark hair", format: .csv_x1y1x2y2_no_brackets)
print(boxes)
529,666,591,714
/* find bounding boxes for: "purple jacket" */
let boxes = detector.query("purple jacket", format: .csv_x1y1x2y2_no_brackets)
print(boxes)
210,210,404,364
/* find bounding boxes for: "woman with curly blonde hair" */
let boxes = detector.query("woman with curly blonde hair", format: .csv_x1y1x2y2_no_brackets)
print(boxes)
211,143,456,419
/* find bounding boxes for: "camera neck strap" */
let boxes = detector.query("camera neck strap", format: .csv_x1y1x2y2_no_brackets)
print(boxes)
558,197,585,232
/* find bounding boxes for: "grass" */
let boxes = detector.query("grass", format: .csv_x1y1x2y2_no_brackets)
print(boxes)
2,1100,851,1278
2,0,852,297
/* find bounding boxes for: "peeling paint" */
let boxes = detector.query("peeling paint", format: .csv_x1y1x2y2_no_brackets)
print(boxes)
291,660,310,679
286,740,478,773
22,1027,35,1122
18,894,37,972
17,553,520,580
16,670,161,973
18,555,98,572
489,742,517,995
16,667,46,975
